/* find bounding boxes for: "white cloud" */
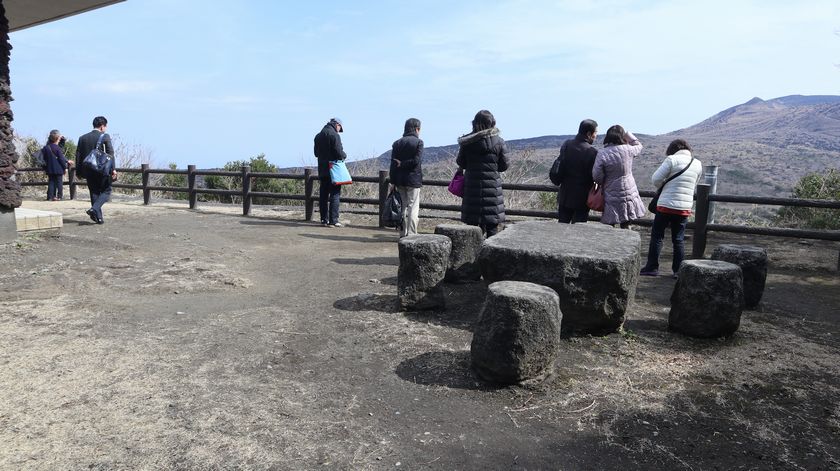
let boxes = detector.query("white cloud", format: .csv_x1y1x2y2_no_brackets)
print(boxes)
201,95,258,106
96,80,165,94
411,0,840,77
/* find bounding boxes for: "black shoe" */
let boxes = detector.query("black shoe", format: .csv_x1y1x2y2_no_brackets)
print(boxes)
86,209,98,223
96,218,104,225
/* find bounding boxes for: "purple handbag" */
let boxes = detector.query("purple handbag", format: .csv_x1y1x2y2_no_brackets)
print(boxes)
448,169,464,197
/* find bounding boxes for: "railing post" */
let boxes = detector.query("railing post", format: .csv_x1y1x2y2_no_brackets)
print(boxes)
68,167,77,200
378,170,389,228
188,164,197,209
242,164,251,216
141,163,150,205
704,165,719,224
691,183,711,259
304,168,314,221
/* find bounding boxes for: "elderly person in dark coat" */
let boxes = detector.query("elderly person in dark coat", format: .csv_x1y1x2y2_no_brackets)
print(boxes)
313,118,347,227
456,110,508,237
42,129,70,201
555,119,598,223
389,118,424,237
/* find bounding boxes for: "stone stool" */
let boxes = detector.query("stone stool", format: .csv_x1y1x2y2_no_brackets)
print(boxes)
471,281,562,384
669,260,744,338
711,244,768,309
398,235,451,310
434,224,484,283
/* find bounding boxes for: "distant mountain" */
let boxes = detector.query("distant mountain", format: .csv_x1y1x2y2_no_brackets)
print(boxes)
667,95,840,152
357,134,572,170
352,95,840,197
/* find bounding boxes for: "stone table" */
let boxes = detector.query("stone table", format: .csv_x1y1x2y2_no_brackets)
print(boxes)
478,221,641,335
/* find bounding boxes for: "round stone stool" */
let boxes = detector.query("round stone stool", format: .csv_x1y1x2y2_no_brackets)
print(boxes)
669,259,744,338
711,244,768,309
398,235,451,310
471,281,562,384
434,224,484,283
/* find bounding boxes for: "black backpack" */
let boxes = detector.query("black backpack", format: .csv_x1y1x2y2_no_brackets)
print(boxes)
34,148,47,169
382,189,403,228
548,141,568,185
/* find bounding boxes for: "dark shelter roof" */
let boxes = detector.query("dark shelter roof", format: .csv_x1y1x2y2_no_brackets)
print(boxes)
6,0,125,32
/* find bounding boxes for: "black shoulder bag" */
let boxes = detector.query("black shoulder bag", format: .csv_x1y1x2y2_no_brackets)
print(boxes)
82,133,114,178
648,156,695,214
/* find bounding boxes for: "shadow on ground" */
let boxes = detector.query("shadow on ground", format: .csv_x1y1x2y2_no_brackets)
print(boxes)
302,233,398,244
332,256,398,266
333,293,400,313
394,350,502,391
403,282,487,331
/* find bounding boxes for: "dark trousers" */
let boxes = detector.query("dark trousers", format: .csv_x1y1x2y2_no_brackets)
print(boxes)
558,205,589,223
643,212,688,274
87,179,112,220
319,177,341,224
47,174,63,200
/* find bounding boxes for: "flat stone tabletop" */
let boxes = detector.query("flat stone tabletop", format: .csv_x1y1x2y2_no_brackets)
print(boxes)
482,221,640,261
479,221,641,334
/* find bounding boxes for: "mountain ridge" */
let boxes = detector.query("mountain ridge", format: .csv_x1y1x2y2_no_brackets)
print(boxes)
350,95,840,197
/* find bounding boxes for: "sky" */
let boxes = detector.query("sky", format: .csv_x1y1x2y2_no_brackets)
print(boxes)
8,0,840,169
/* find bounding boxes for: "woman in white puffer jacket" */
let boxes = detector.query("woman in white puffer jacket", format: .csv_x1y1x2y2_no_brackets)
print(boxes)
640,139,703,277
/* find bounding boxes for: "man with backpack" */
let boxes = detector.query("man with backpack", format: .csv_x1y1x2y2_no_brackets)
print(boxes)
550,119,599,223
75,116,117,224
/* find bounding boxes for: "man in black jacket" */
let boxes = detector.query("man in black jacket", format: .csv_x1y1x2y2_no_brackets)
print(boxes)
556,119,598,223
389,118,423,237
75,116,117,224
313,118,347,227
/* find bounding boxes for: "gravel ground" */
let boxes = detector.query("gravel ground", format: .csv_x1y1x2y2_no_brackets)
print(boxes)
1,196,838,470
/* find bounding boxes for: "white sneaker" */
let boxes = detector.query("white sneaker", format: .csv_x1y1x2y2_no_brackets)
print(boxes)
331,222,344,228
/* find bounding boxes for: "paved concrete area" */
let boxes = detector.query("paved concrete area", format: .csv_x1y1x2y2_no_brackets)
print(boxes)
15,207,63,232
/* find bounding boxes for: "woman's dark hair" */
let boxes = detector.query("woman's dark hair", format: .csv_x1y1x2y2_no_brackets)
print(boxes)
404,118,421,135
92,116,108,128
602,125,627,146
577,119,598,136
666,139,692,156
471,110,496,132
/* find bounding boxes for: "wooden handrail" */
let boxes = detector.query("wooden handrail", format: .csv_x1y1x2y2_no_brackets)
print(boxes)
13,166,839,249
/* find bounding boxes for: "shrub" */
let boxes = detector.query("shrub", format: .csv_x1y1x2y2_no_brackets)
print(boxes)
204,154,304,205
160,163,188,200
776,169,840,229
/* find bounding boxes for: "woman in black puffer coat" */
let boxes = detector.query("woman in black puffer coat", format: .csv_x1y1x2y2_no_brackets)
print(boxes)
456,110,509,236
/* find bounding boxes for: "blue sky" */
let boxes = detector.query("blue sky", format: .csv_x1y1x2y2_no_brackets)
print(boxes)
8,0,840,169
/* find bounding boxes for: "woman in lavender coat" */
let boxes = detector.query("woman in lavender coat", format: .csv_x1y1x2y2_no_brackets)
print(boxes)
592,125,646,228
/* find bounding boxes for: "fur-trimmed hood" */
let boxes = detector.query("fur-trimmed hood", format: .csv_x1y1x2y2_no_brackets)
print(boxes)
457,127,501,146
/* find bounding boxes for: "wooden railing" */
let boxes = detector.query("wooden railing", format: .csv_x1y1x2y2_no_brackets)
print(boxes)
14,166,840,258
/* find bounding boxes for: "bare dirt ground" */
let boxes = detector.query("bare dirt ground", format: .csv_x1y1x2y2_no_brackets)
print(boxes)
1,195,839,470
